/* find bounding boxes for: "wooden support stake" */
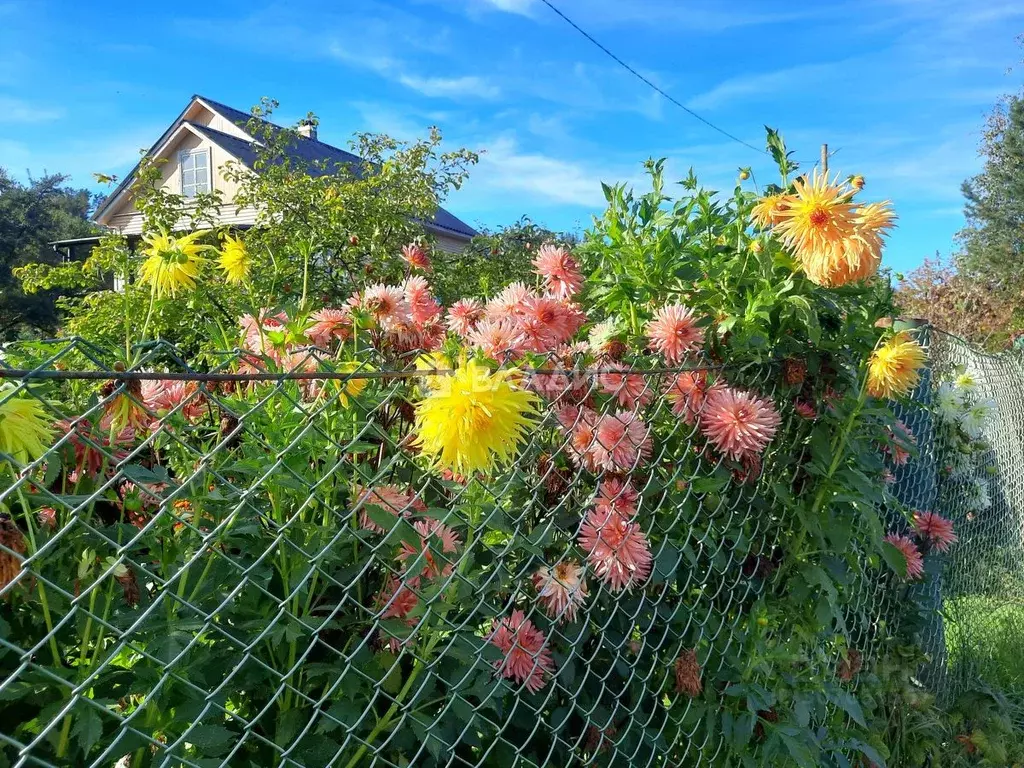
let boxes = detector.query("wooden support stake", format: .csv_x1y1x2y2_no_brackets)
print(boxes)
820,143,829,175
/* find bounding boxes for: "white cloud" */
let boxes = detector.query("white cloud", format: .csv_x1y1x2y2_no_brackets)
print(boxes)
477,0,536,15
325,41,399,75
0,96,64,123
472,135,611,206
685,62,843,111
398,74,500,99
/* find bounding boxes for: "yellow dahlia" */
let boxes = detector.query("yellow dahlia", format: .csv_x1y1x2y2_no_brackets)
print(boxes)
773,171,857,260
335,361,371,407
0,385,53,465
415,352,451,391
750,193,791,229
852,201,897,264
138,229,214,297
218,233,250,284
867,333,927,399
414,359,539,476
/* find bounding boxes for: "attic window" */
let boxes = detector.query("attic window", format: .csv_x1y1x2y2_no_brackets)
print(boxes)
179,148,211,198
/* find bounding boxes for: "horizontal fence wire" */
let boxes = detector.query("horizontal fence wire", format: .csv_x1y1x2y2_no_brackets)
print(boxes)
0,337,913,766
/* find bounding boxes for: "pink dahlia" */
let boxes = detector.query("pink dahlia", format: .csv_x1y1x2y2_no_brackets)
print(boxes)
37,507,57,529
646,304,705,363
467,319,524,362
884,533,925,580
488,609,555,693
793,400,817,420
446,299,485,336
398,518,461,580
594,477,639,517
403,276,441,325
527,365,573,401
362,284,412,330
533,243,584,298
532,560,588,623
590,411,653,472
401,243,431,271
556,403,585,431
356,485,426,534
306,308,352,348
664,371,715,425
578,508,653,592
518,295,580,352
485,282,535,323
699,387,781,461
566,407,601,471
56,418,106,478
388,319,445,354
141,380,205,423
377,575,420,620
240,310,288,356
913,511,958,553
597,363,653,411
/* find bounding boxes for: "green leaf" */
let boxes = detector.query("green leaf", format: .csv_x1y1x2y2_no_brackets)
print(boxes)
788,295,821,344
849,739,887,768
295,736,341,766
72,706,104,755
778,730,817,768
275,708,304,747
652,543,679,582
692,474,729,495
184,724,235,757
121,463,171,484
826,687,866,728
880,541,907,579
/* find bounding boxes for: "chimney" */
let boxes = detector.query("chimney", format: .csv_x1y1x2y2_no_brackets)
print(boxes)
297,120,317,141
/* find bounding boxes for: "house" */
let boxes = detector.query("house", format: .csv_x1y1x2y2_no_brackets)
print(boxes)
54,95,477,258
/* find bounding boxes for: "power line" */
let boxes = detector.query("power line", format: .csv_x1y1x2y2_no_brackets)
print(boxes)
537,0,767,156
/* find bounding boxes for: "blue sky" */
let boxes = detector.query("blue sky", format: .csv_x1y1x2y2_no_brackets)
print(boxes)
2,0,1022,274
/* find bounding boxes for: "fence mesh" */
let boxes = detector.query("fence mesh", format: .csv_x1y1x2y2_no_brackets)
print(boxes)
0,332,965,767
926,330,1024,711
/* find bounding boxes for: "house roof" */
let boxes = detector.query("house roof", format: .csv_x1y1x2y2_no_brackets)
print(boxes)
93,95,478,240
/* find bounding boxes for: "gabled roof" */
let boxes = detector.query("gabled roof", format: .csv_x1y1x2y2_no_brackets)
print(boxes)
93,95,478,240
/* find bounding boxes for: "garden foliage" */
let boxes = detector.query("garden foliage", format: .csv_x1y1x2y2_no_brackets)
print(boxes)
0,126,981,767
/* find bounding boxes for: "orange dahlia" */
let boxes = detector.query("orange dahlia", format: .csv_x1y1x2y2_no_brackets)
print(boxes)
751,193,791,229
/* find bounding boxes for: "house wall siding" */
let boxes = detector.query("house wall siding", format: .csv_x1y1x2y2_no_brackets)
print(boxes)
433,233,468,254
102,130,251,232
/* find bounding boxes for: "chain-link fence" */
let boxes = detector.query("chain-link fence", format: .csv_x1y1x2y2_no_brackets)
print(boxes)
926,330,1024,711
0,335,935,767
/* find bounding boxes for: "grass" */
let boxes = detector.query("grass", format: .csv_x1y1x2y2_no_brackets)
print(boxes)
945,594,1024,696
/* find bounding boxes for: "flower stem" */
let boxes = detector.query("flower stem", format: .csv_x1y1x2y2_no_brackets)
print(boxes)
135,285,158,362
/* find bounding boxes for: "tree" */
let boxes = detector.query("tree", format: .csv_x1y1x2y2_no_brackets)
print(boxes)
957,92,1024,288
222,99,479,306
894,256,1016,349
431,217,577,303
0,169,97,339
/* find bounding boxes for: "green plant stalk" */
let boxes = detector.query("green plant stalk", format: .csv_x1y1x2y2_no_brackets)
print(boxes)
300,240,312,311
54,581,100,757
342,638,438,768
122,247,133,360
11,481,62,667
135,284,158,362
788,376,868,573
344,484,482,767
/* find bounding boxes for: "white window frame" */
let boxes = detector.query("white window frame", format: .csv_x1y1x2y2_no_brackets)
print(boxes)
179,148,211,198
